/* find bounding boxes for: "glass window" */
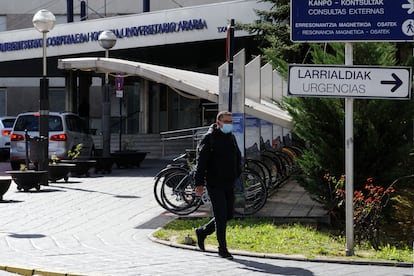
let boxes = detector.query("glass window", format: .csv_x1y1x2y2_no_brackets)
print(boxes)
159,85,168,132
149,83,160,133
0,89,6,116
55,15,81,25
66,115,80,132
49,116,63,131
14,115,62,131
169,87,200,130
65,115,87,133
49,89,65,112
149,84,201,133
14,115,39,131
0,16,6,32
1,118,15,128
110,83,140,134
125,83,140,134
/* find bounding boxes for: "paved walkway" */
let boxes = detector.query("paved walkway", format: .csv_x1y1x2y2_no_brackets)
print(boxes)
255,179,328,222
0,160,412,276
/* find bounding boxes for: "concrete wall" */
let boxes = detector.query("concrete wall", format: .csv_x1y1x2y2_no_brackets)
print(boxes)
1,0,230,29
6,87,39,115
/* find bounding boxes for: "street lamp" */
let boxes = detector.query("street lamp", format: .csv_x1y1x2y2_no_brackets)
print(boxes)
33,9,55,183
98,30,117,157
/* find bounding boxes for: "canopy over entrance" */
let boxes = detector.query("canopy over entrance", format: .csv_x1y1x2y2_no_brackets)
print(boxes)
58,57,292,128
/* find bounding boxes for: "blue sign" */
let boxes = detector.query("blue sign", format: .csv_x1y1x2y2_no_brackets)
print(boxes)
291,0,414,42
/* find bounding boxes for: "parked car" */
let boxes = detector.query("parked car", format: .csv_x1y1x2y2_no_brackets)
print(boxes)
0,116,16,160
10,112,95,170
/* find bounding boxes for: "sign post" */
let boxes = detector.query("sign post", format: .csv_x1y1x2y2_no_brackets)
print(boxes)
344,43,354,256
115,74,124,151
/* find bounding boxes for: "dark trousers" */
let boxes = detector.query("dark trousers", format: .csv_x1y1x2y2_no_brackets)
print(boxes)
198,184,234,249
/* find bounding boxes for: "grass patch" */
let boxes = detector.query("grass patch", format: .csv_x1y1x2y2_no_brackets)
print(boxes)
153,217,413,263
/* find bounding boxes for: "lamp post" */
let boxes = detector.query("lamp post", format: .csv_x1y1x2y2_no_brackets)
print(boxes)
33,9,55,183
98,30,117,157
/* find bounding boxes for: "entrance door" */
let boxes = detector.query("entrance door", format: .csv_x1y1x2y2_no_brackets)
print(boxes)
149,83,201,133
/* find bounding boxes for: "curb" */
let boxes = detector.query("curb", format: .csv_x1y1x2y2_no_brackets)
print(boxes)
0,265,85,276
148,231,413,268
2,235,411,276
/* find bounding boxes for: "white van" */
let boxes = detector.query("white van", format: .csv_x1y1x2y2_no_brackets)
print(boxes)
10,112,95,170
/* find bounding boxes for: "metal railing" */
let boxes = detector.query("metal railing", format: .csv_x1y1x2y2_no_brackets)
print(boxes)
160,126,209,157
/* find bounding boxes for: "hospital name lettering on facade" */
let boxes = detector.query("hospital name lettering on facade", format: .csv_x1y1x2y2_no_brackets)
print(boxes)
0,18,208,53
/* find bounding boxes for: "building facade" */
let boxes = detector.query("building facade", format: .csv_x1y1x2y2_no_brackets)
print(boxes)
0,0,289,155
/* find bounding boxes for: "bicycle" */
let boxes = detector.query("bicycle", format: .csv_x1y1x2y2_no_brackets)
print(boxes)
160,169,205,215
154,153,268,216
153,153,190,211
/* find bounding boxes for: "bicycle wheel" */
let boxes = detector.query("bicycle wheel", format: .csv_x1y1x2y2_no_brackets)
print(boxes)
245,158,271,189
263,150,289,180
234,168,267,216
260,154,284,191
160,171,202,215
153,165,188,210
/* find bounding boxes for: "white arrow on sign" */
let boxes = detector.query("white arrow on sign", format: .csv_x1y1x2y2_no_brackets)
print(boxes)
288,65,412,100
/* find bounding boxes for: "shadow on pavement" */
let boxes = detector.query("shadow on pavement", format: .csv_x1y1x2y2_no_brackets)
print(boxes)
106,159,173,178
136,215,175,230
52,184,141,199
8,233,46,239
114,195,141,199
48,180,83,184
0,159,170,179
233,258,314,276
0,199,23,204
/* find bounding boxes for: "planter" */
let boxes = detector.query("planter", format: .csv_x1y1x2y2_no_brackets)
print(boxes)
48,163,76,182
60,159,96,177
6,170,47,192
93,156,116,174
111,151,148,168
0,177,12,201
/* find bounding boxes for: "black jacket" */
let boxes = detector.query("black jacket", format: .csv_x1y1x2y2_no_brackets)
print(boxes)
194,123,242,188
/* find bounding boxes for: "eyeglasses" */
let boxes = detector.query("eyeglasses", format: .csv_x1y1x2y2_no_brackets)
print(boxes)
220,119,232,124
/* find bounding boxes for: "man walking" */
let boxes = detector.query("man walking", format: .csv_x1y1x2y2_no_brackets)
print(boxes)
194,111,242,260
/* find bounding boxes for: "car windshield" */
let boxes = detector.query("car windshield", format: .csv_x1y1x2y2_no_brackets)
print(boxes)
2,118,15,128
14,115,63,131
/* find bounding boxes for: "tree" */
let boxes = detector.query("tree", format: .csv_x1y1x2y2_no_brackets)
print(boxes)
241,0,309,77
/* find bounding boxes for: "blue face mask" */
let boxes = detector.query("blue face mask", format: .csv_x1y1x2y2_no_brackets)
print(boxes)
221,123,233,134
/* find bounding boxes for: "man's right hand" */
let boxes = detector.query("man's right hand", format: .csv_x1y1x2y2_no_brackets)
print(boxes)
195,185,204,196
